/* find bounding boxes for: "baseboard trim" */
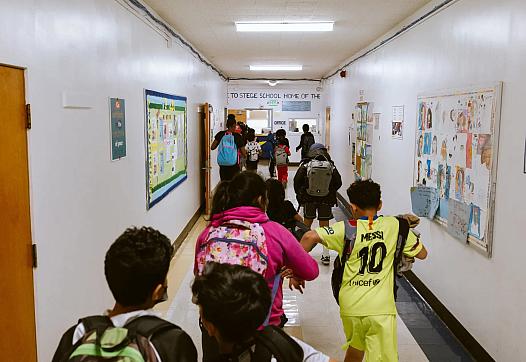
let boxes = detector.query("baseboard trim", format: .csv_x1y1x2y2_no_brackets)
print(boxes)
172,206,202,254
404,271,494,361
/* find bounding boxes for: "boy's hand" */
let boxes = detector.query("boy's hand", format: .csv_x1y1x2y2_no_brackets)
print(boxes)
289,278,305,294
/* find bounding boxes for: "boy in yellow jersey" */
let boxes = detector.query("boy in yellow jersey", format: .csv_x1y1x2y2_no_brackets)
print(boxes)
300,180,427,362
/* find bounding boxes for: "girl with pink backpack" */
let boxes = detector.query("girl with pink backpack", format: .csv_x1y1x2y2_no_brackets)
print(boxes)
194,172,319,361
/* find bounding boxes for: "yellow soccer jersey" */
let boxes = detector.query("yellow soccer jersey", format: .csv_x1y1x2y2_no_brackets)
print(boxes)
316,216,423,317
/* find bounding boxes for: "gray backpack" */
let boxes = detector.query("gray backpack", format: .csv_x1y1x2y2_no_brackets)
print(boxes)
306,155,334,197
275,146,288,166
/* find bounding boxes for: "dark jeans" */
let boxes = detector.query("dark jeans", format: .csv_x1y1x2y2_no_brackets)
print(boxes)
269,158,276,177
219,164,240,181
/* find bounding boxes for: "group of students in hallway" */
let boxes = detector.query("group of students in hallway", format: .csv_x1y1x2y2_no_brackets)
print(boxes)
52,118,428,362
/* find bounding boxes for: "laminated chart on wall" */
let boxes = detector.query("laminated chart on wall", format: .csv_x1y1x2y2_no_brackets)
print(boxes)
410,186,440,220
145,90,188,209
354,102,373,179
412,83,502,256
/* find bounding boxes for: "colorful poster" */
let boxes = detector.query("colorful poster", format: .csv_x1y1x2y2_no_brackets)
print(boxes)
410,186,440,220
413,84,502,255
392,106,404,139
145,90,187,209
110,98,126,160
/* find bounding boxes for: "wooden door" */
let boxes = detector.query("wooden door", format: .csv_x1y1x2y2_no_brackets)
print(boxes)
0,65,37,360
325,106,331,151
202,103,213,215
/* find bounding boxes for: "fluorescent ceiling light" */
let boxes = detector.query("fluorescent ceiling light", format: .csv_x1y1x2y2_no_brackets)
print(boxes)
268,80,278,86
236,21,334,32
250,65,302,71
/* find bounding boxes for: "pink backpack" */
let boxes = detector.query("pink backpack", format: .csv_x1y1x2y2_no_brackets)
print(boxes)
196,220,269,276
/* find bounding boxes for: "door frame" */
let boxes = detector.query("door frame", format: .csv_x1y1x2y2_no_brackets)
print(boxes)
201,103,213,215
325,106,331,151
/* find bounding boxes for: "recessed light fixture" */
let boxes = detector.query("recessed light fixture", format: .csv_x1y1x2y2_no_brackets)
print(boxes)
236,21,334,32
268,80,278,86
250,65,302,71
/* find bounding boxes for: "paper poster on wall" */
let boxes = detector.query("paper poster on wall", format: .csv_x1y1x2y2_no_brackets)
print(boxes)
410,186,440,219
145,90,187,209
392,106,404,139
110,98,126,160
413,83,502,256
373,113,380,130
355,102,373,178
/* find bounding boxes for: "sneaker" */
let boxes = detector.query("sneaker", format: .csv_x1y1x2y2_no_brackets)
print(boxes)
321,256,330,265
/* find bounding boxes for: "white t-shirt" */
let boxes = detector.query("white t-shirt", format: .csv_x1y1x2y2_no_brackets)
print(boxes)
72,309,163,361
246,141,262,161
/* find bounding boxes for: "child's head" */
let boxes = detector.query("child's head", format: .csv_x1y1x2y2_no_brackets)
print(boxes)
226,171,267,211
266,178,285,210
247,132,256,142
346,179,382,217
210,181,230,215
302,124,310,133
275,129,286,139
226,116,236,130
105,227,173,308
192,262,271,345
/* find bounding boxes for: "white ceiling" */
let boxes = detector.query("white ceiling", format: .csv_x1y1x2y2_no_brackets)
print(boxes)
143,0,431,79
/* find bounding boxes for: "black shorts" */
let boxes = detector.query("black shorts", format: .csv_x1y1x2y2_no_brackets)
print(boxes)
304,202,333,221
246,160,258,171
219,165,240,181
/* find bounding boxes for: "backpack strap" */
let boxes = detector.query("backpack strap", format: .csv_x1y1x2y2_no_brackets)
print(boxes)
252,326,304,362
393,217,411,300
124,315,181,339
263,274,282,326
78,316,118,352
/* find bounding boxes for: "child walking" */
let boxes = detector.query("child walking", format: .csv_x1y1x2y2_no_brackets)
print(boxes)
245,131,261,172
275,137,291,187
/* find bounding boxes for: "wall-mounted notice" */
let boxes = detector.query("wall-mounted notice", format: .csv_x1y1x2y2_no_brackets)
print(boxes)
447,199,471,241
392,106,404,139
110,98,126,160
373,113,380,130
355,102,373,179
282,101,311,112
410,186,440,220
145,90,188,209
413,83,502,256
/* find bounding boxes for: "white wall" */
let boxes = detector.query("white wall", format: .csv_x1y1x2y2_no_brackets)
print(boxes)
324,0,526,360
0,0,225,360
227,83,324,162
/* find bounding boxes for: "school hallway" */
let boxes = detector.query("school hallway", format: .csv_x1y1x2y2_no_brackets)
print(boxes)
154,168,472,362
2,0,525,361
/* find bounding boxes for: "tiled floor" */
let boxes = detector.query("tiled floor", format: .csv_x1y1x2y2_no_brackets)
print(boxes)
155,167,471,361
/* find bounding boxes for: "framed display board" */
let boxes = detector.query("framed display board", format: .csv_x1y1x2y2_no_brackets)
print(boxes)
354,102,373,179
413,83,502,256
145,89,187,209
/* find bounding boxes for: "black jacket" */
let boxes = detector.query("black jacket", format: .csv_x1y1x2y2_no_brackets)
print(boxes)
293,149,342,206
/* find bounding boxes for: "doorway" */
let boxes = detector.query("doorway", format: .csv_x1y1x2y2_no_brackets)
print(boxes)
201,103,213,215
325,106,331,151
0,65,37,360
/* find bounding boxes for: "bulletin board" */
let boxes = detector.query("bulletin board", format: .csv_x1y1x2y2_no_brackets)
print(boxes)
355,102,373,179
145,90,188,209
413,83,502,256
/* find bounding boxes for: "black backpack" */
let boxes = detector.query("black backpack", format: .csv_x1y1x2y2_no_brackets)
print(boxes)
57,316,184,362
225,326,304,362
331,217,411,304
301,133,315,156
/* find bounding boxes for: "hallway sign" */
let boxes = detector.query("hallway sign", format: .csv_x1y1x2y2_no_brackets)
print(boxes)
110,98,126,160
145,90,187,209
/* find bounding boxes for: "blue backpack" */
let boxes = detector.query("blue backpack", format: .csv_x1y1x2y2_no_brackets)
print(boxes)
217,132,238,166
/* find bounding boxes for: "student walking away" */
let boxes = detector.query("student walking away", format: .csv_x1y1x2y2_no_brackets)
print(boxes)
245,132,262,172
52,227,197,362
275,128,290,148
237,122,248,170
294,143,342,265
266,179,309,241
211,115,246,181
295,124,315,160
192,262,336,362
265,131,277,178
274,137,291,187
194,172,319,361
299,180,428,362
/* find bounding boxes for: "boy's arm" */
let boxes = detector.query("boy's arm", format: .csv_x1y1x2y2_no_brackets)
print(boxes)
210,139,219,150
403,229,427,260
300,230,322,253
414,244,427,259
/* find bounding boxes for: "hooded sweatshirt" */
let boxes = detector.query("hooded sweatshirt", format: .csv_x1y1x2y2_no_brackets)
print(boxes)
194,206,319,326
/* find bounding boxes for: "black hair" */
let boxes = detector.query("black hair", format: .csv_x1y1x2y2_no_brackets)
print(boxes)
302,124,310,132
275,129,286,139
210,181,230,216
247,132,256,142
105,227,173,306
266,178,285,213
346,179,382,210
226,117,236,129
227,114,236,121
226,171,267,210
192,262,271,344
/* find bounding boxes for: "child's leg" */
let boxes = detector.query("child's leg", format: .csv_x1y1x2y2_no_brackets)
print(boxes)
363,315,398,362
342,316,366,362
303,203,316,228
345,347,365,362
318,203,333,263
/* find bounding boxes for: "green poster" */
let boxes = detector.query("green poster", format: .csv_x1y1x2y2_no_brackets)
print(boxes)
110,98,126,160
